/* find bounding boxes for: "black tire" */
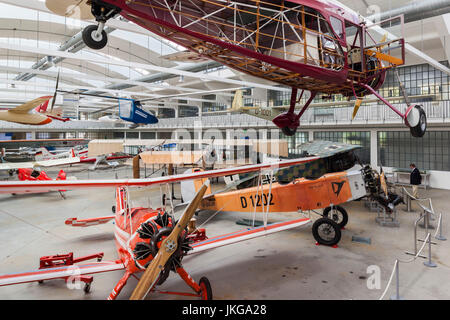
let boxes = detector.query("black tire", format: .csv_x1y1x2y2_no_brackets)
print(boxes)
409,105,427,138
83,282,91,294
322,206,348,228
111,205,116,213
199,277,213,300
312,218,341,246
281,126,297,136
82,25,108,50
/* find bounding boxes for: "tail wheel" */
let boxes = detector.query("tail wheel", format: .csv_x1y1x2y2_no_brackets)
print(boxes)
312,218,341,246
199,277,213,300
83,282,91,294
82,25,108,50
406,105,427,138
322,206,348,228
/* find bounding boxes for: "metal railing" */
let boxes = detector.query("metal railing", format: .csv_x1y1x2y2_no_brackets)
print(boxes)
0,101,449,131
379,190,446,300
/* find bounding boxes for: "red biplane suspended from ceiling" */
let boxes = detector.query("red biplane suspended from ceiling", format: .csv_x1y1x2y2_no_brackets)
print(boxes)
45,0,427,137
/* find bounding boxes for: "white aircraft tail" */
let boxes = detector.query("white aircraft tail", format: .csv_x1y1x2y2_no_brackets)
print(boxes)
230,90,244,112
180,168,212,203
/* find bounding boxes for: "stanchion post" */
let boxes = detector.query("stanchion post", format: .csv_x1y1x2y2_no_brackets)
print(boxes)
424,233,437,268
435,214,447,241
390,261,403,300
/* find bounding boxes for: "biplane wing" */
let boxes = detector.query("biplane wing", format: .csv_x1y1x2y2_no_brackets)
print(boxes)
0,260,125,287
0,157,319,193
188,217,311,255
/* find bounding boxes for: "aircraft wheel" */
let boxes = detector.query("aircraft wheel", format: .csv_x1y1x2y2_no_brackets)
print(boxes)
407,105,427,138
312,218,341,246
281,126,297,136
322,206,348,228
199,277,213,300
83,282,91,294
111,205,116,213
82,25,108,50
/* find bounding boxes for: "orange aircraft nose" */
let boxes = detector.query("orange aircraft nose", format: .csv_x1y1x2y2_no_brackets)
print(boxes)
39,117,52,125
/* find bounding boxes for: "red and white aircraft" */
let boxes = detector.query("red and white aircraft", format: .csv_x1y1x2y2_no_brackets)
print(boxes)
0,157,317,300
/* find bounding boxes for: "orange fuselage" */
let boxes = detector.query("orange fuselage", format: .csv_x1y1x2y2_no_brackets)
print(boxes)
201,172,356,213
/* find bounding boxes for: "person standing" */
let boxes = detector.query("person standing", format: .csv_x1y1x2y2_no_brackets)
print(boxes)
410,163,421,198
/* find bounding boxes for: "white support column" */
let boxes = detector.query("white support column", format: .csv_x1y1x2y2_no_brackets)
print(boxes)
308,130,314,142
435,13,450,64
370,129,378,169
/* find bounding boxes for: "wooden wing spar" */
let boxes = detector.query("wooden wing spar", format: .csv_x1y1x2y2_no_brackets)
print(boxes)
0,157,319,194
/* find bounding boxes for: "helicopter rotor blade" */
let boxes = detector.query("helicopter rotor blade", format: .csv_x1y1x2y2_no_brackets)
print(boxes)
50,70,61,112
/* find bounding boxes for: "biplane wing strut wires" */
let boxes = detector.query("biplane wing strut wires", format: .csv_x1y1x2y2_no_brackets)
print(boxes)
0,157,318,300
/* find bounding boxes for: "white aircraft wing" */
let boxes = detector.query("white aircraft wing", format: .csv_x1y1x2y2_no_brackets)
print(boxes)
0,157,319,193
0,157,80,171
0,260,125,287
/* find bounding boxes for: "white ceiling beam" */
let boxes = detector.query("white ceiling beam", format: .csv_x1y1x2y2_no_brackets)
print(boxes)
0,42,290,92
435,13,450,63
0,79,238,104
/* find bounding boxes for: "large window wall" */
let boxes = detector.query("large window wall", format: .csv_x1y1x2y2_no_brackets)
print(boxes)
313,131,370,164
379,61,450,102
378,131,450,171
280,131,309,157
267,61,450,107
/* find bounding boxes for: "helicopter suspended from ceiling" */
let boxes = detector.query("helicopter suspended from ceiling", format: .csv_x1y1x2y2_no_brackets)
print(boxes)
45,0,427,137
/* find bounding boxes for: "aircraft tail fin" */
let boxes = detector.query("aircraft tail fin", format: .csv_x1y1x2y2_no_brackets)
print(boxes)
35,147,54,161
180,168,212,203
35,100,50,113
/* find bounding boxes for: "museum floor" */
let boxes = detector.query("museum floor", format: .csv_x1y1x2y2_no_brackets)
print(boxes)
0,164,449,300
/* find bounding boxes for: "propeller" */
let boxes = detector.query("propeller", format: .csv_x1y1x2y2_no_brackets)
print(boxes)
379,166,388,197
351,98,363,120
50,70,61,113
352,33,389,120
129,182,209,300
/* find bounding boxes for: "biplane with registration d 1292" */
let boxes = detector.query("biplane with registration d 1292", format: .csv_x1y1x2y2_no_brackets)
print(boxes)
46,0,426,137
0,157,320,300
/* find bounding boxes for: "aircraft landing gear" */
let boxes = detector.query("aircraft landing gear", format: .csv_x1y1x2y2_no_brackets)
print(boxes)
273,89,317,136
281,125,298,136
406,105,427,138
322,205,348,229
312,218,341,246
82,24,108,50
